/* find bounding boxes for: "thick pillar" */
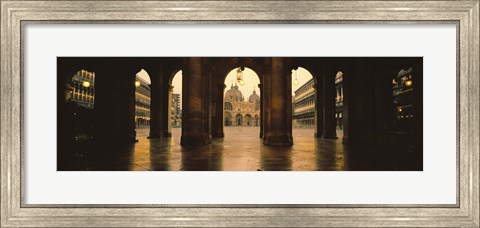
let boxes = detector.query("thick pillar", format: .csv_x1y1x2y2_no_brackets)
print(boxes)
262,58,293,146
93,60,137,144
314,80,324,138
341,61,374,145
258,83,263,138
159,84,173,137
212,83,225,138
148,73,162,138
181,57,212,146
57,60,87,169
57,62,80,146
322,66,338,139
148,66,173,138
412,59,423,146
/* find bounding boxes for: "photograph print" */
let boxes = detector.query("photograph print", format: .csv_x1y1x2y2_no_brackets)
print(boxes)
57,57,422,171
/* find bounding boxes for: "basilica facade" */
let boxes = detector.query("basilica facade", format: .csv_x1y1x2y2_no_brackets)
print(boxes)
223,83,260,127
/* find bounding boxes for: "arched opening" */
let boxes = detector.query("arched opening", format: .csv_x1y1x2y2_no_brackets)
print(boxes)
225,112,232,126
245,114,253,126
64,69,96,142
235,113,243,126
334,70,344,138
134,69,151,134
222,67,261,136
291,67,316,138
224,102,233,110
170,70,183,139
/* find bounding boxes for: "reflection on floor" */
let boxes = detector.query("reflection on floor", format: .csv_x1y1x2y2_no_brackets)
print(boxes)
58,127,421,171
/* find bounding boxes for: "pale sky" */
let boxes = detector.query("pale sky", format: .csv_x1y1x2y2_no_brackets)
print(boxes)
291,67,314,95
136,69,151,84
135,65,314,105
171,71,182,94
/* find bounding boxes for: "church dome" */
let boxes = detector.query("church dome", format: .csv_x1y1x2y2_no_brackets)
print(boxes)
225,83,243,101
248,88,260,110
248,88,260,103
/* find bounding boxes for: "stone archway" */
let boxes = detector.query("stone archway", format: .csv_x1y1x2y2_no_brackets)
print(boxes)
245,114,253,126
219,63,262,136
224,111,232,126
235,113,243,126
291,58,339,140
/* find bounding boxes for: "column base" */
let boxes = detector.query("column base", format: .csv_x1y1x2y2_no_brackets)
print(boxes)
149,131,171,138
181,135,212,146
263,136,293,147
323,130,338,139
212,132,224,138
148,129,161,138
160,132,172,137
314,132,323,138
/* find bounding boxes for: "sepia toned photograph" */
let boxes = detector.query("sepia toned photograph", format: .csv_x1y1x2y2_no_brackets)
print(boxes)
57,57,422,171
2,0,477,226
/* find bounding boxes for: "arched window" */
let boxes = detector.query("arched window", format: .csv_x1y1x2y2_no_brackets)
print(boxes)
224,102,233,111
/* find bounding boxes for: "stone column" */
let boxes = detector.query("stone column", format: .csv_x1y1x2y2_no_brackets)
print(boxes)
262,57,293,146
181,57,212,146
212,83,225,138
412,59,423,149
322,66,338,139
148,68,163,138
314,80,324,138
159,84,173,137
168,86,174,134
57,61,83,149
258,83,263,138
341,61,374,145
93,60,137,144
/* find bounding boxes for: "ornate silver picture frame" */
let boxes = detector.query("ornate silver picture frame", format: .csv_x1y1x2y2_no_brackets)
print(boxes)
1,0,478,227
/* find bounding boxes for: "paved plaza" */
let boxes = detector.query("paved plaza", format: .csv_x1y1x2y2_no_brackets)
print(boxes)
59,127,420,171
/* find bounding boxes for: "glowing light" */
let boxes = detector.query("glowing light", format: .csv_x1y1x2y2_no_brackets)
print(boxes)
135,81,141,87
336,71,343,78
294,78,299,85
82,81,90,88
236,67,243,84
405,80,413,87
239,80,245,86
293,69,299,85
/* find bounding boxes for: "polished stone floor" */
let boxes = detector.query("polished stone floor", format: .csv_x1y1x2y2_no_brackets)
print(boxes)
59,127,421,171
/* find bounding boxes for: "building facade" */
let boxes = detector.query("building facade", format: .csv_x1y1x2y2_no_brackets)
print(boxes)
293,78,315,128
392,67,415,132
134,76,151,127
63,69,96,139
67,69,96,109
223,83,260,127
335,71,344,129
171,93,182,127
